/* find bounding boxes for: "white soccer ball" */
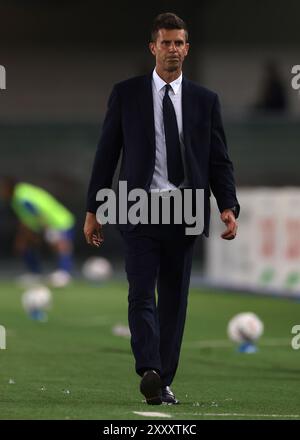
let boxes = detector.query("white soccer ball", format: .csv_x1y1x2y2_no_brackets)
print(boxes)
227,312,264,343
82,257,113,282
47,270,72,288
22,285,52,313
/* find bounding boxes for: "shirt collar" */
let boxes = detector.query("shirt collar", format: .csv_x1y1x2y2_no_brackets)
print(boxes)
152,68,182,95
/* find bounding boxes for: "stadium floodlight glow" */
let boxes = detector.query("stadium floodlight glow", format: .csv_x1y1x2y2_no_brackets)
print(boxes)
0,65,6,90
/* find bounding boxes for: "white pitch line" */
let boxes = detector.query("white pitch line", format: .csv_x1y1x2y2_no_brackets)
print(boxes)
174,412,300,419
185,338,291,349
132,411,299,419
133,411,172,418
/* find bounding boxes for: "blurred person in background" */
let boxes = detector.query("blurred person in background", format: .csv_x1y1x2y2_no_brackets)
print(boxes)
0,176,75,287
254,60,288,113
84,13,239,405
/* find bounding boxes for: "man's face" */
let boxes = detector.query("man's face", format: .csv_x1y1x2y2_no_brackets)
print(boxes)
149,28,189,73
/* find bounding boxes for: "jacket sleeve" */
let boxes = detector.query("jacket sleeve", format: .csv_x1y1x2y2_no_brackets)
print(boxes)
86,85,123,213
209,94,240,217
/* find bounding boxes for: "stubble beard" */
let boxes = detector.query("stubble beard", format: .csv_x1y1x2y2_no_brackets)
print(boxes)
165,60,182,73
166,65,179,72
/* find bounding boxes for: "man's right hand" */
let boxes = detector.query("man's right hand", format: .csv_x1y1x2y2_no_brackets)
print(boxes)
83,212,104,247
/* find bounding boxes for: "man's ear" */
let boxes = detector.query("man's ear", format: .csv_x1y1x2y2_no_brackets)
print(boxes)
184,43,190,56
149,41,156,56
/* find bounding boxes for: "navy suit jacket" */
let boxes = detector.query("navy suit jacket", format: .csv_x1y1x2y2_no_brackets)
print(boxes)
86,73,240,236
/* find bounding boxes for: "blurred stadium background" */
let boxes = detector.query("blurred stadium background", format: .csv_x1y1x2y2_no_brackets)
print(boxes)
1,0,300,420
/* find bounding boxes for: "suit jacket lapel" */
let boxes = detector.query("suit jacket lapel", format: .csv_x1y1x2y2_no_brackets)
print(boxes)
182,76,200,186
182,76,193,150
138,74,156,154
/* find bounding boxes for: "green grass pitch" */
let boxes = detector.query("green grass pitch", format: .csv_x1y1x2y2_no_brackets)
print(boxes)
0,278,300,420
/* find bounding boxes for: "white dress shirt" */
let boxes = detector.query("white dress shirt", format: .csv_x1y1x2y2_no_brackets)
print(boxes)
150,68,189,192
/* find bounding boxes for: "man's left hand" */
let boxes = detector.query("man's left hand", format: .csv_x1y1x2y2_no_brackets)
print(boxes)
220,209,238,240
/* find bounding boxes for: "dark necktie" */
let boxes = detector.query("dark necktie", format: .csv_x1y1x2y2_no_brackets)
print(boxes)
163,84,184,187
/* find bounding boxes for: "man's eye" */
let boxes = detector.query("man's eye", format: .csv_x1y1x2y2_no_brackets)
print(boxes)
161,41,184,47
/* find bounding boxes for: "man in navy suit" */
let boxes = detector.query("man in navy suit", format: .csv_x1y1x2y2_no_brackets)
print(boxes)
84,12,239,405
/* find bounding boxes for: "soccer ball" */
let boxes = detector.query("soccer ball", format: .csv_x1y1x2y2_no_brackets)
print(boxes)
227,312,264,344
82,257,113,282
22,285,52,316
47,270,72,288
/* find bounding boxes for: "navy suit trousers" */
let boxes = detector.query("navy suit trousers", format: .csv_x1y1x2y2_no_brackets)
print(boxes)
120,220,197,387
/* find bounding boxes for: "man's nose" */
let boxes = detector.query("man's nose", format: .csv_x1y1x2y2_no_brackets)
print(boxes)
169,42,177,52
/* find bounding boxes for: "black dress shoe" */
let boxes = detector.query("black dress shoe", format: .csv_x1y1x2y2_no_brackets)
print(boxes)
161,386,180,404
140,370,162,405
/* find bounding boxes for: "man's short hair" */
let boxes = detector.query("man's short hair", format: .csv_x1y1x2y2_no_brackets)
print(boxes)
151,12,188,42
